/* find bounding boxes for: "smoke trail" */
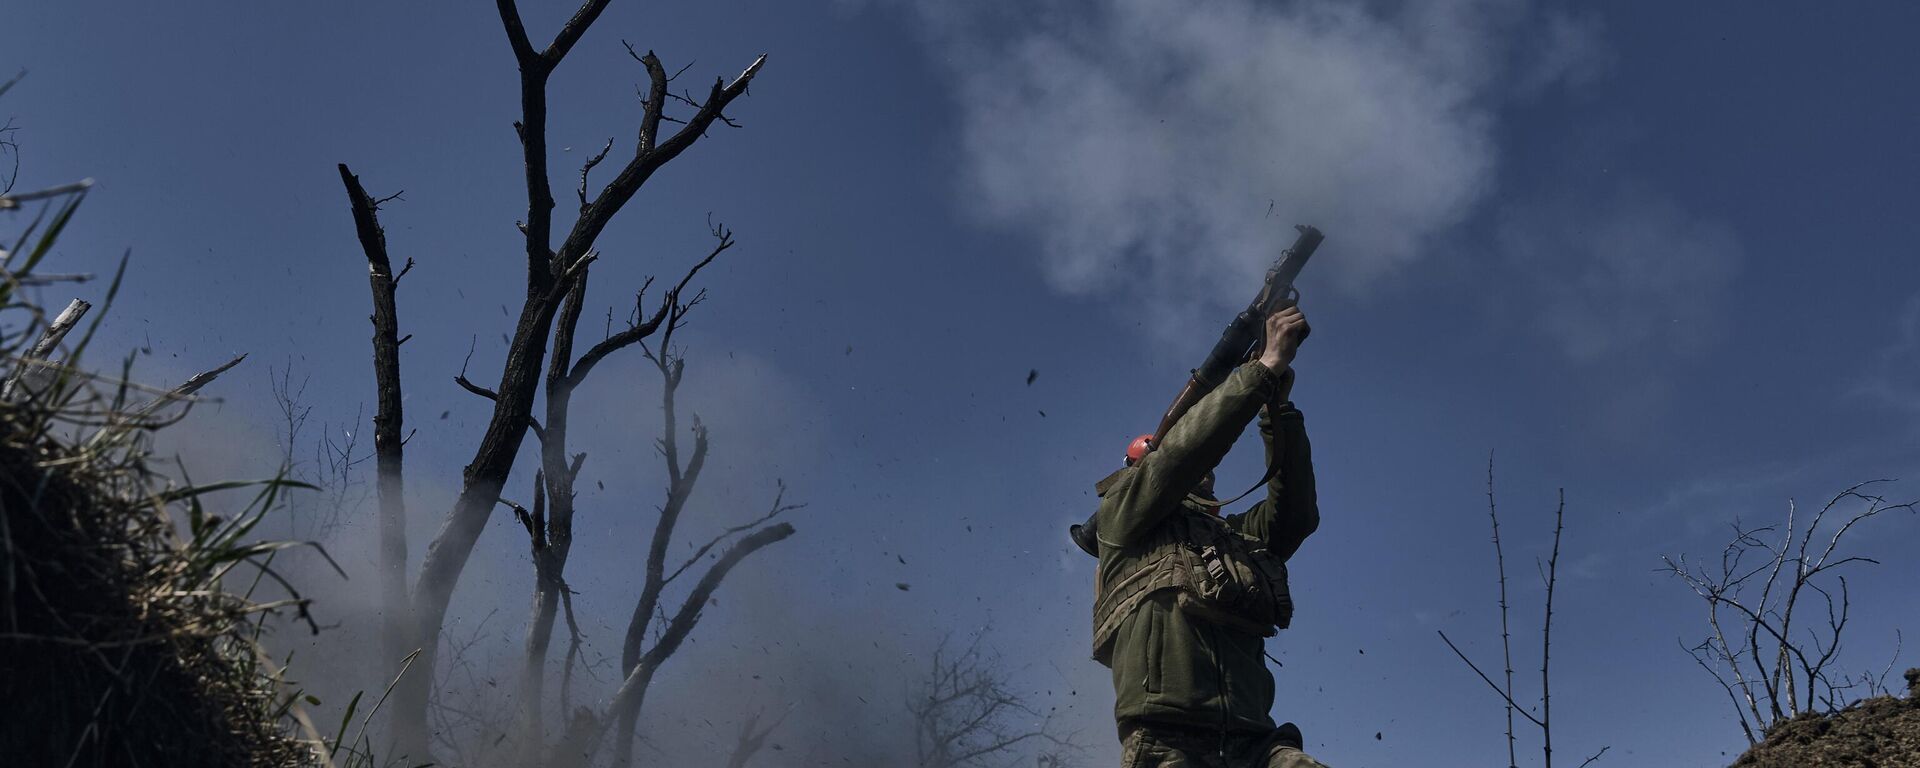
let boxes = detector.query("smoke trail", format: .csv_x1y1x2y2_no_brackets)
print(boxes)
900,0,1605,331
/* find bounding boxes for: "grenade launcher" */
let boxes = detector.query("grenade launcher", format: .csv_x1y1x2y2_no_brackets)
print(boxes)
1148,224,1322,449
1070,224,1324,557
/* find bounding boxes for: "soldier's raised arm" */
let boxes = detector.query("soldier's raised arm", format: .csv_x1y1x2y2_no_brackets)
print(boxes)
1228,306,1320,559
1228,396,1320,561
1096,307,1307,547
1095,363,1278,546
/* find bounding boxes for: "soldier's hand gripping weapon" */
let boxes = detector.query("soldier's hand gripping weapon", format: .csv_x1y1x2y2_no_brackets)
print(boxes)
1070,225,1325,556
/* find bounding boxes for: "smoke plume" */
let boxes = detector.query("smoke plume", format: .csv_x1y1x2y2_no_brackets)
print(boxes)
902,0,1605,330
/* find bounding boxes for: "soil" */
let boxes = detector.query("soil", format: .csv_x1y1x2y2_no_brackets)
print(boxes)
1730,669,1920,768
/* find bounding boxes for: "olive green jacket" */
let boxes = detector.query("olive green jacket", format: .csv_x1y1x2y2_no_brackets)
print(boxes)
1095,362,1319,732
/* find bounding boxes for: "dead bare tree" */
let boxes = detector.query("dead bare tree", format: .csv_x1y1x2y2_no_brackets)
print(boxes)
595,299,799,767
338,165,412,676
334,1,773,762
908,632,1078,768
1662,481,1915,745
1440,457,1605,768
725,707,791,768
268,361,376,544
497,213,797,768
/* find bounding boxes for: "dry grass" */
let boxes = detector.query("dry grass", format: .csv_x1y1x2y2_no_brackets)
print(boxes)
0,181,331,767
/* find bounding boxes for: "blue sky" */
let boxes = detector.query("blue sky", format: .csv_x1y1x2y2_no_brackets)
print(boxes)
5,1,1920,766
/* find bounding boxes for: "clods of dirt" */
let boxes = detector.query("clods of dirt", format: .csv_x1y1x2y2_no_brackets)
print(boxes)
1731,669,1920,768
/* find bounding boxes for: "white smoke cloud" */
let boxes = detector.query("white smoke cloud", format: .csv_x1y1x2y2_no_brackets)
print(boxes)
903,0,1605,327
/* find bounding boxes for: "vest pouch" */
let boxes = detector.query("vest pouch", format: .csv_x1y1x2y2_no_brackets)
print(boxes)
1175,542,1277,637
1195,545,1245,603
1091,513,1296,660
1246,546,1294,631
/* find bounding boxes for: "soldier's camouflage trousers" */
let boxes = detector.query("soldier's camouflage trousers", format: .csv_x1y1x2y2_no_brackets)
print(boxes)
1119,724,1331,768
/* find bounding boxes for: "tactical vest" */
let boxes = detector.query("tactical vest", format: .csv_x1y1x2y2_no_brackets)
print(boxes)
1091,507,1293,665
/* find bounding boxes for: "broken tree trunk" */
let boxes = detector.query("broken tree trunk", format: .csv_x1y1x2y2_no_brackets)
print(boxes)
337,163,413,687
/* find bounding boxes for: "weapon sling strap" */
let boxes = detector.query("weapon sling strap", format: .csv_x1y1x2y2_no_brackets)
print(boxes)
1186,449,1281,510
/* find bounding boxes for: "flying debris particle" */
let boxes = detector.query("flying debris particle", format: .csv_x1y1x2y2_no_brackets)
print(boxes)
897,555,906,565
845,345,853,355
1038,410,1047,418
597,480,604,490
1026,369,1038,386
895,583,911,591
440,410,450,420
1375,732,1382,741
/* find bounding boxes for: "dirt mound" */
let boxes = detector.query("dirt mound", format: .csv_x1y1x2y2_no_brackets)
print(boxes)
0,410,308,767
1731,670,1920,768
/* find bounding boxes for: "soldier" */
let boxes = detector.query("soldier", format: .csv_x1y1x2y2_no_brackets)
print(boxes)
1083,305,1328,768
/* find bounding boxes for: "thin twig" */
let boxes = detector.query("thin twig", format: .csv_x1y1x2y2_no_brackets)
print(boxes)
1542,489,1564,768
1438,630,1546,728
1489,454,1518,768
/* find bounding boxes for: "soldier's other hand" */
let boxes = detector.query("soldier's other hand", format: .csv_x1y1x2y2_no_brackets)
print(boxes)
1258,305,1310,374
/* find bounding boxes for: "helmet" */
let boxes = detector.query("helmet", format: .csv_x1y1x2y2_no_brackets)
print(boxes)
1125,434,1155,465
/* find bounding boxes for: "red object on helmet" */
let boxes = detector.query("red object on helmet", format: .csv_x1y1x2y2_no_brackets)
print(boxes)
1125,434,1155,465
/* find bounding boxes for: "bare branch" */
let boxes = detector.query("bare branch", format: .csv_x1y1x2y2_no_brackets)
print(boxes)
494,0,538,63
1541,489,1564,768
909,631,1078,767
1664,481,1916,740
577,137,615,210
664,481,803,588
622,414,709,673
1438,630,1547,729
558,55,764,271
454,373,499,402
501,496,537,541
568,228,733,388
541,0,614,65
653,523,797,671
625,42,669,155
596,522,797,761
1681,638,1758,745
1488,454,1518,768
726,707,792,768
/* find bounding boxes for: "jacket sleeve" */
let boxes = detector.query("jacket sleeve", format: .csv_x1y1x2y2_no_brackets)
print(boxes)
1226,402,1319,562
1096,363,1278,548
